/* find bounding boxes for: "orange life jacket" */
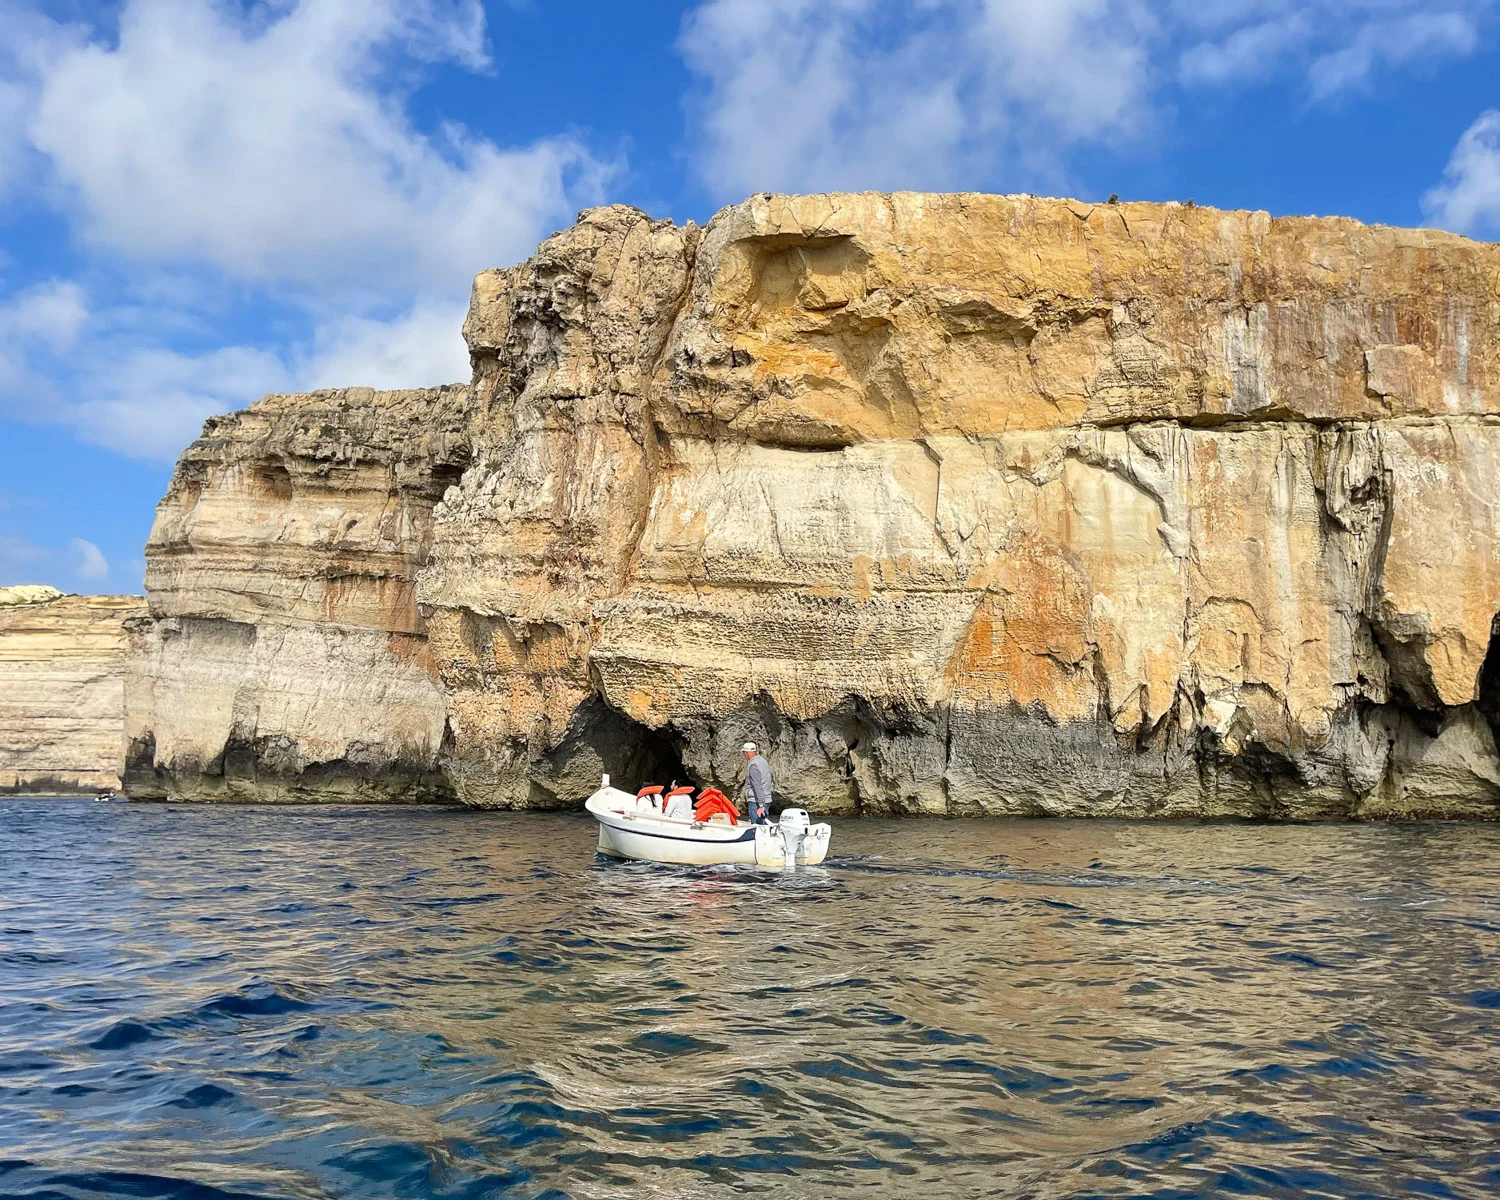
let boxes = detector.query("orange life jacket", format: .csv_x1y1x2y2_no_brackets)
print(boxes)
693,787,739,825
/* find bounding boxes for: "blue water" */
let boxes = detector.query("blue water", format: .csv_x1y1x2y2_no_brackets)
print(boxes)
2,801,1499,1199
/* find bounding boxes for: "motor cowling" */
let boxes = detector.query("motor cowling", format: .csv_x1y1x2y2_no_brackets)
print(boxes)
778,808,811,864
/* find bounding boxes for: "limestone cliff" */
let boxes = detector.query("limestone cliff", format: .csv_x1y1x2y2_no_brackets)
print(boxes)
1,586,146,794
124,386,468,802
129,194,1500,817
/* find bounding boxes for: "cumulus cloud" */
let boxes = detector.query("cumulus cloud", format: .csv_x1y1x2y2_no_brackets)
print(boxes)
0,0,613,463
0,284,471,461
0,280,87,393
681,0,1494,200
0,277,287,459
679,0,1156,198
0,4,77,196
69,341,295,461
1306,11,1478,99
28,0,609,297
1174,1,1489,96
303,300,470,392
1423,110,1500,237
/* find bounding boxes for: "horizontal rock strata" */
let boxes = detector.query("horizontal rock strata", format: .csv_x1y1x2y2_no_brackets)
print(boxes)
128,193,1500,816
124,387,468,802
1,587,146,794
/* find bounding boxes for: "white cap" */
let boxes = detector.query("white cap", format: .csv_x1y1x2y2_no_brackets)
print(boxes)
742,742,757,752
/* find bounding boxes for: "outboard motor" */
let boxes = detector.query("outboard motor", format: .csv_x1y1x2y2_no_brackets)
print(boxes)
778,808,811,865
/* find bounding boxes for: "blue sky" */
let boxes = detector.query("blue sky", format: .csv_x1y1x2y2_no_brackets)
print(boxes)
2,0,1499,594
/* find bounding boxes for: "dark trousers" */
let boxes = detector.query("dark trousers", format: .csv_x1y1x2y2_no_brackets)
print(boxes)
748,798,769,824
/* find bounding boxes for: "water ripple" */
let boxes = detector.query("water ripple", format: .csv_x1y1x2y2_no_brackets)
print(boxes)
2,801,1499,1198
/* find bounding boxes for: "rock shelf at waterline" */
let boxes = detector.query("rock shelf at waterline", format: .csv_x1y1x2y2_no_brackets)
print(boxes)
103,192,1500,817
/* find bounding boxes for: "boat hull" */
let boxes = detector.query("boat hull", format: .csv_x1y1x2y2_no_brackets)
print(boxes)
594,813,760,866
585,789,830,868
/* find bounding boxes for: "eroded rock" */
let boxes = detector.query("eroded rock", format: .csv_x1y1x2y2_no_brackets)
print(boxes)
127,194,1500,817
124,386,468,802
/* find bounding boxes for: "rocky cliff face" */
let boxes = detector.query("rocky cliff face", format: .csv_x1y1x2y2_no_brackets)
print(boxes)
1,586,146,794
128,193,1500,816
124,386,468,802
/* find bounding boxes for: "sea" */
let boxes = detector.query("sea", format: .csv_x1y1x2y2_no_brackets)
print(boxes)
1,798,1498,1199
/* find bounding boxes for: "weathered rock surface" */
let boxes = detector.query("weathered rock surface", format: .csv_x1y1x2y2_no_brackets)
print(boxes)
124,386,468,802
129,193,1500,816
1,587,146,794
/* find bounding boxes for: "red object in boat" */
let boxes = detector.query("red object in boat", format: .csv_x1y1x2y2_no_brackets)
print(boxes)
693,787,739,825
636,785,664,798
664,785,694,798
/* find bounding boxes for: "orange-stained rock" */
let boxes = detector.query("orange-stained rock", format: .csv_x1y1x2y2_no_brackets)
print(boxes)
129,195,1500,816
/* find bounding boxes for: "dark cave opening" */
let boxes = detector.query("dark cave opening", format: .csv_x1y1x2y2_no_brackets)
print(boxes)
535,695,688,806
604,706,689,792
428,458,468,501
1478,611,1500,751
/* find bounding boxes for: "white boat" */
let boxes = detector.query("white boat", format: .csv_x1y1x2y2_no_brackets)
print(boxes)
584,775,831,869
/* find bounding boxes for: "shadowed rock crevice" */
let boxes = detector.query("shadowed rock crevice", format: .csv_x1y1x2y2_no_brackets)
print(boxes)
124,730,455,804
1477,612,1500,752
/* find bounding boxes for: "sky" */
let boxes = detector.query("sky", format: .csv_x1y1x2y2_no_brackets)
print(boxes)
1,0,1498,595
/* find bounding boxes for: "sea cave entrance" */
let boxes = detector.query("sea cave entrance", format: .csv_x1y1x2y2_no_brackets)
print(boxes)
535,695,687,808
1478,611,1500,751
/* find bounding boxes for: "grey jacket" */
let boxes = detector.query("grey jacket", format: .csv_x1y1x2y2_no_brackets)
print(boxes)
744,754,773,810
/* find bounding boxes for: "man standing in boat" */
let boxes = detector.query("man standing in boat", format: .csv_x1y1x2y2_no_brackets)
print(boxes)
742,742,773,824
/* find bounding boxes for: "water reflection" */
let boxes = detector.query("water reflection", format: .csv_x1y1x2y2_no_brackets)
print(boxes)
1,801,1498,1198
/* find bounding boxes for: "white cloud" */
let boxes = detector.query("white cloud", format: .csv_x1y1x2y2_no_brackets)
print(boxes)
64,302,473,461
1176,1,1488,96
1423,110,1500,237
679,0,1156,199
28,0,610,297
0,0,614,464
0,277,291,460
68,537,108,582
0,4,78,197
0,280,87,393
1308,11,1478,99
303,300,470,391
681,0,1494,200
0,534,115,591
1177,14,1309,85
0,279,86,349
70,341,294,461
1,285,470,461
